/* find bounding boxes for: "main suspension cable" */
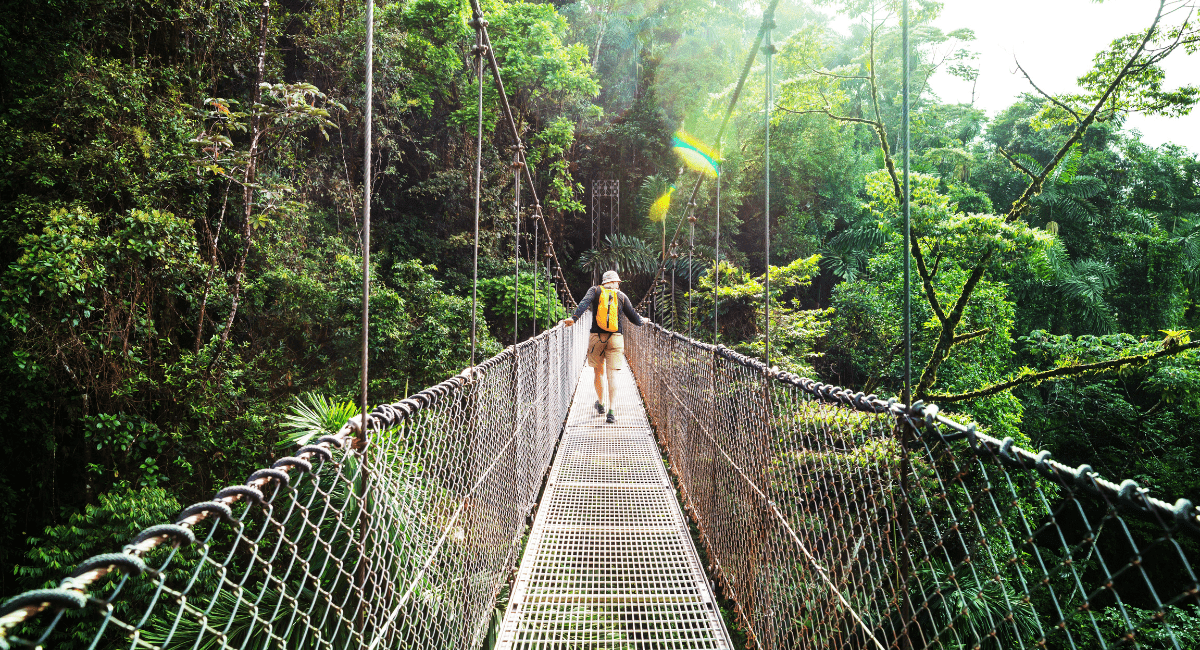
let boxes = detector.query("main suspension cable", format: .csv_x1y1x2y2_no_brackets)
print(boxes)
637,0,783,313
465,0,576,307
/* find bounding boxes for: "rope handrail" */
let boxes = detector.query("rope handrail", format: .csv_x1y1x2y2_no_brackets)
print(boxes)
639,322,1200,533
2,317,1197,649
0,317,591,649
626,320,1200,650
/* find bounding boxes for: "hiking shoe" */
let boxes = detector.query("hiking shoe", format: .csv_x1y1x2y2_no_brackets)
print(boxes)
594,400,605,415
606,411,617,424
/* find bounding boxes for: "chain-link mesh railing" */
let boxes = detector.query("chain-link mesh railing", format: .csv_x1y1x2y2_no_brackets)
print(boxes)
626,322,1200,650
0,317,589,650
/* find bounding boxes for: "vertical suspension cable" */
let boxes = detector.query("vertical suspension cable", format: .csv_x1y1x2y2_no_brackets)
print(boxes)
512,152,521,343
902,0,912,404
672,244,681,328
470,17,486,368
763,17,775,369
359,0,373,423
688,207,694,338
660,212,666,323
355,2,373,638
532,218,539,337
714,165,721,343
898,1,915,627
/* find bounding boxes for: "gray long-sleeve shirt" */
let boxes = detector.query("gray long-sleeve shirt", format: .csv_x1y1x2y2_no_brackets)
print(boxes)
571,285,645,334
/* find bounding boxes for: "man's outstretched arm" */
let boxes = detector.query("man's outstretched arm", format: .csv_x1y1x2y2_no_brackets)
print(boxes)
621,293,647,326
564,286,598,326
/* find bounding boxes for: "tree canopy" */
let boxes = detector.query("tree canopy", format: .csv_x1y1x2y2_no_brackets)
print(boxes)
0,0,1197,643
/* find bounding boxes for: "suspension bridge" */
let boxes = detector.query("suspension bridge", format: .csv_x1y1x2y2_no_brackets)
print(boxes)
2,313,1199,649
2,2,1199,649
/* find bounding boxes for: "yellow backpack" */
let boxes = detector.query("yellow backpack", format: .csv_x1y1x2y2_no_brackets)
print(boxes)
596,286,619,332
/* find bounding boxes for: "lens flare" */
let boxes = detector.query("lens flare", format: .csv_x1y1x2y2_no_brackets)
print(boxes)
672,130,720,177
649,185,675,222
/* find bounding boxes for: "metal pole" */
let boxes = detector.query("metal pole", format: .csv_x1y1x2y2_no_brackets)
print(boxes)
356,0,374,642
902,0,912,405
513,153,521,343
714,166,720,343
763,17,774,370
359,0,373,421
470,17,485,367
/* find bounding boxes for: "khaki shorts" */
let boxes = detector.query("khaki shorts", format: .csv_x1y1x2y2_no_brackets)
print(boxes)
587,332,625,370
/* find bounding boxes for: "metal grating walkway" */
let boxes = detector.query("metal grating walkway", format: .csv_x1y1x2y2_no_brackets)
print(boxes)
498,364,732,649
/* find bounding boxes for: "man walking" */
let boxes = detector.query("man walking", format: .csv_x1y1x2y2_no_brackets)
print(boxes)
563,270,648,423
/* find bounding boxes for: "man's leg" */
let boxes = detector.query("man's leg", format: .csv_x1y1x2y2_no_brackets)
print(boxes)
587,333,606,414
605,334,625,423
606,358,618,412
593,363,606,408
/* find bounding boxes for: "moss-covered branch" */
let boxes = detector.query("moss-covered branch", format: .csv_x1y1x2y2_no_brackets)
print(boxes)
928,339,1200,403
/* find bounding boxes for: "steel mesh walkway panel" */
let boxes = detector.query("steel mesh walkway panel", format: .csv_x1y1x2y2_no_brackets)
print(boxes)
499,366,732,649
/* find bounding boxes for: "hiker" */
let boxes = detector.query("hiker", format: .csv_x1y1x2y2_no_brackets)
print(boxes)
563,270,648,423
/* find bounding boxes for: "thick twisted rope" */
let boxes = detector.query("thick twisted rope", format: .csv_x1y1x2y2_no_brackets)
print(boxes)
468,3,576,308
637,321,1200,535
636,0,783,314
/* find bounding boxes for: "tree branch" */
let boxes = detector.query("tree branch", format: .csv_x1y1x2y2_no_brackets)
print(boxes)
911,240,946,323
805,67,871,80
915,248,995,398
1014,57,1083,123
996,145,1040,182
865,24,904,204
952,328,991,346
776,106,882,127
928,340,1200,403
1005,0,1168,222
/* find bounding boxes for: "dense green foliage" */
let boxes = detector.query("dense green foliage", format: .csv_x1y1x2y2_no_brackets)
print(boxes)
1,0,1198,644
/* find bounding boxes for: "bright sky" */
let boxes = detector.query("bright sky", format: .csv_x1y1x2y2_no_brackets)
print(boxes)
927,0,1199,151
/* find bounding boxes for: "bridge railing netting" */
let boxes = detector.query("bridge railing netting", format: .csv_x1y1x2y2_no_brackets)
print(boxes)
626,322,1200,650
0,317,589,650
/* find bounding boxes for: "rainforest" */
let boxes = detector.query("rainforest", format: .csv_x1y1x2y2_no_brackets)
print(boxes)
0,0,1198,646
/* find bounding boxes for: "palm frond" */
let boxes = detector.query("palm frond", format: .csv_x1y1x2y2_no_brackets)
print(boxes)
579,234,658,276
1057,174,1104,200
279,392,358,448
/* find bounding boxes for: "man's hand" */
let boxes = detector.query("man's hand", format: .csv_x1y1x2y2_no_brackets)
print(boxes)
563,318,575,327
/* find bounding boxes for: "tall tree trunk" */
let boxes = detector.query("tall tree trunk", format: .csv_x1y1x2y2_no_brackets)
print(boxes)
194,179,232,353
212,0,270,362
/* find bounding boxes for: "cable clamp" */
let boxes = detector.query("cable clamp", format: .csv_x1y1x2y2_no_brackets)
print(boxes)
1118,479,1150,513
1173,499,1199,532
1074,464,1099,494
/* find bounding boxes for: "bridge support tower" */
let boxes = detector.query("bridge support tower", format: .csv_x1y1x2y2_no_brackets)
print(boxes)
590,179,619,283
